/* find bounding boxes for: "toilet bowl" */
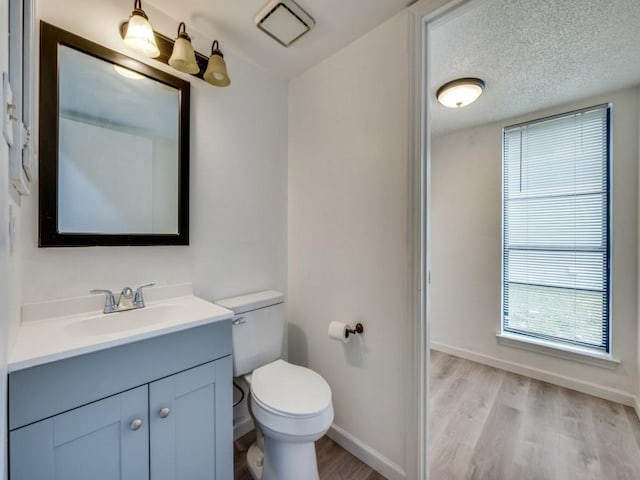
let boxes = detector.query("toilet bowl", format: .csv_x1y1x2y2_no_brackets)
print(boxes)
214,291,334,480
245,360,333,480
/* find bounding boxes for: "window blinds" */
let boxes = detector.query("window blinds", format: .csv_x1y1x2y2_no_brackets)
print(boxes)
502,105,610,351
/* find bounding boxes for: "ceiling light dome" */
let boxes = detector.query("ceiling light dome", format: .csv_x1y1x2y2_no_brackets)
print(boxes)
436,78,485,108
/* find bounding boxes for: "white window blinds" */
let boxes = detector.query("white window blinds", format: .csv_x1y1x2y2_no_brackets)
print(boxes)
502,105,610,352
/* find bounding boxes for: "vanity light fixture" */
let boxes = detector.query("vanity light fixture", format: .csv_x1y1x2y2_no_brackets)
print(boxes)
203,41,231,87
255,0,315,47
119,5,230,87
122,0,160,58
168,22,200,75
436,77,485,108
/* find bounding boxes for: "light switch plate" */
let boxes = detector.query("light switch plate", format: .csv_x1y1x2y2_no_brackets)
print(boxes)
2,72,15,147
3,70,31,196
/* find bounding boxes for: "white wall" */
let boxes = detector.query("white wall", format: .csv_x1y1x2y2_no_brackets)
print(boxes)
152,138,178,233
0,1,8,476
58,118,155,233
1,0,25,477
0,0,8,472
431,87,639,398
288,11,410,478
22,0,288,304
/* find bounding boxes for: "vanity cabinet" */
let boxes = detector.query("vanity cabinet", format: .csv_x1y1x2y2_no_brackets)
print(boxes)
8,321,232,480
150,360,225,480
10,385,150,480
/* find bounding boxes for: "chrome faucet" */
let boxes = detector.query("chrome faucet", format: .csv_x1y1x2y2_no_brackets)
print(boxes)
117,287,135,310
91,283,155,314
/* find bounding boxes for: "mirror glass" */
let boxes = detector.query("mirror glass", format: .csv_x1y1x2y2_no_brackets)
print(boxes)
58,46,179,234
39,22,190,246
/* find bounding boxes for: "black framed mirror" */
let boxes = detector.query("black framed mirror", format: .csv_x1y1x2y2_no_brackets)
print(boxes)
39,22,190,247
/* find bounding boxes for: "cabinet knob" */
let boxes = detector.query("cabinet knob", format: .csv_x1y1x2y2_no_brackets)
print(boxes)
130,418,143,431
159,407,171,419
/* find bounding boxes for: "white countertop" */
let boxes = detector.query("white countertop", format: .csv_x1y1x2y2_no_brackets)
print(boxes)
10,284,233,372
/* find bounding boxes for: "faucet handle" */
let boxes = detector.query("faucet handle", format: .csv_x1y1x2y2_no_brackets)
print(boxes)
134,283,155,308
91,289,116,314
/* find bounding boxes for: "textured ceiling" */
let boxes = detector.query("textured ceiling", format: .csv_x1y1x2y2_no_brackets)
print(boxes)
148,0,413,79
430,0,640,135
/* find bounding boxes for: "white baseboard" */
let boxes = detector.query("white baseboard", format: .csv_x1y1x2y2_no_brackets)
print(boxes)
327,424,406,480
430,342,637,407
234,419,406,478
234,417,254,441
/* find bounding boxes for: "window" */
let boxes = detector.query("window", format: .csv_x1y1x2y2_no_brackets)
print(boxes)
502,105,610,352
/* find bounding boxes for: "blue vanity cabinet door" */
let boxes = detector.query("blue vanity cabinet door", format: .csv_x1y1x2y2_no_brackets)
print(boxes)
9,385,150,480
150,356,233,480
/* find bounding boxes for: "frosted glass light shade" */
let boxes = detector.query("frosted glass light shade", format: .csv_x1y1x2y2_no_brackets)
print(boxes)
123,9,160,58
169,36,199,74
436,78,485,108
204,41,230,87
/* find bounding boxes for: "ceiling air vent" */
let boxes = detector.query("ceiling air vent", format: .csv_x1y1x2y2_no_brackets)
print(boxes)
254,0,315,47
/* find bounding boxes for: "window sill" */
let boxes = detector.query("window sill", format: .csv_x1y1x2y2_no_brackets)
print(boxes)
496,333,620,370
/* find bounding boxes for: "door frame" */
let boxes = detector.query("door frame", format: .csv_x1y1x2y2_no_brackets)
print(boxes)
405,1,479,478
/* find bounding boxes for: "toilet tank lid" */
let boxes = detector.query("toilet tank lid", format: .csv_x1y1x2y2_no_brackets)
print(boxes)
214,290,284,314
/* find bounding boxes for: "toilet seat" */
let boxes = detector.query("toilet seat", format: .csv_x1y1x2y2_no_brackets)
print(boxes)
251,394,334,441
250,360,332,417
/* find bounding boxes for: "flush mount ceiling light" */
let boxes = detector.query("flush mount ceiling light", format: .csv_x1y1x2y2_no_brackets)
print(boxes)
168,22,200,75
436,78,485,108
255,0,315,47
123,0,160,58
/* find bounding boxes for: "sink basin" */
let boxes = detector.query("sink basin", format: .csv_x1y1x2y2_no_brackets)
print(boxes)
10,287,235,372
65,304,183,337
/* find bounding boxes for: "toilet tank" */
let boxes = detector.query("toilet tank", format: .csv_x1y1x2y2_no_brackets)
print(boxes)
215,290,285,377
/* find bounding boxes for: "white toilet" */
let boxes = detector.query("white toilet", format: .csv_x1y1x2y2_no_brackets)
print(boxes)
216,291,334,480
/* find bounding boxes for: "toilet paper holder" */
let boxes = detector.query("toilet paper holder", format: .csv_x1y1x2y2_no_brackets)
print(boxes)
346,323,364,338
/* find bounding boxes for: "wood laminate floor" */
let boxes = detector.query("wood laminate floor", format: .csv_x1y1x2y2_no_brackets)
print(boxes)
234,351,640,479
234,430,385,480
430,350,640,480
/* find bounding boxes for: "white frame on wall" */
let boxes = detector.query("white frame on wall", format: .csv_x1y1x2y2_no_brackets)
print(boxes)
406,0,478,478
